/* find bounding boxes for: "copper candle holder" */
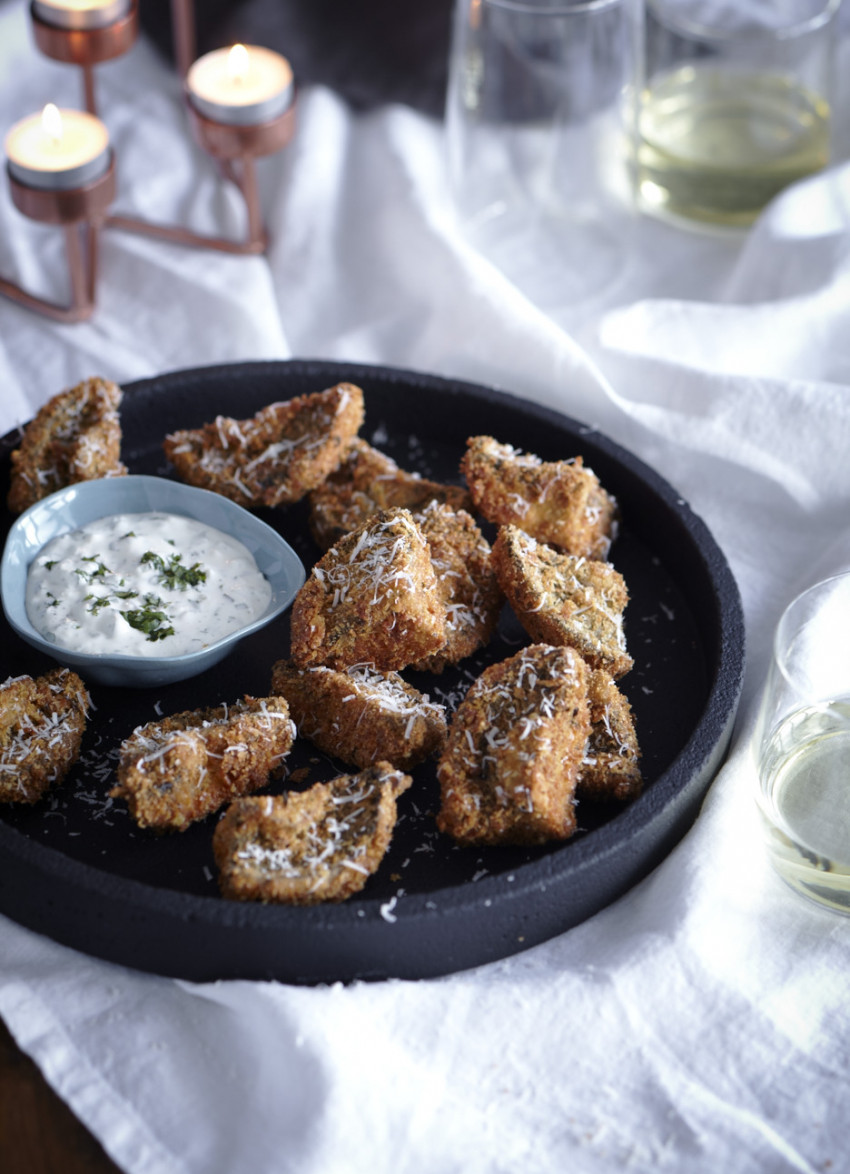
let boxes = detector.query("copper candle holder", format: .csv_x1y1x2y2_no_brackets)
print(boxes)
3,1,298,323
106,96,295,255
189,96,296,253
1,157,115,323
170,0,196,78
106,36,296,256
30,1,139,116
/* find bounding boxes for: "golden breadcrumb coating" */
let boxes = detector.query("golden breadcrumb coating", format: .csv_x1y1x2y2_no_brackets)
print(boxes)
162,383,364,507
271,659,447,771
436,644,590,846
289,507,446,671
411,500,503,673
0,669,90,804
111,696,295,831
579,669,642,802
8,377,127,514
461,435,618,559
308,438,473,550
213,762,412,903
492,524,633,678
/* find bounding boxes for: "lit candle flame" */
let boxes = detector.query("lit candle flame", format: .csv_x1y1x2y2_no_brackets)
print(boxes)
41,103,63,143
227,43,249,85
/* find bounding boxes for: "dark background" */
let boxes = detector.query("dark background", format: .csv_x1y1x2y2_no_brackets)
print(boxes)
139,0,455,116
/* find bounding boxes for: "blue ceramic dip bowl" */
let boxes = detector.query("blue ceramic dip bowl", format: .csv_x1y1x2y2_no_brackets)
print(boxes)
1,475,305,687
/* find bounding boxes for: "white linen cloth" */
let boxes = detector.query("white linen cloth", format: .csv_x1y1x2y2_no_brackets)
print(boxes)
2,1,850,1170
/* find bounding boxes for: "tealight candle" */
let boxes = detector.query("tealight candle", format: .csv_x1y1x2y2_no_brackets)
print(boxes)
186,44,294,126
31,0,132,31
5,105,111,191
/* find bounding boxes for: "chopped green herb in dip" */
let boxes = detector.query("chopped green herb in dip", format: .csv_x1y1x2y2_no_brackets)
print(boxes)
26,511,271,657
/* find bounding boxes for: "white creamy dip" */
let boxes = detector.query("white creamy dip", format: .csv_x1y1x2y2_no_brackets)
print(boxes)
26,511,272,658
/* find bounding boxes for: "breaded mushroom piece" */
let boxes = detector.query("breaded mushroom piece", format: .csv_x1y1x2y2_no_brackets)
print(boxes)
461,435,618,559
289,507,446,671
578,669,642,803
436,644,590,846
162,383,364,507
8,377,126,514
411,500,503,673
492,524,633,678
308,438,473,550
0,669,90,804
271,659,447,771
213,762,412,904
111,696,295,831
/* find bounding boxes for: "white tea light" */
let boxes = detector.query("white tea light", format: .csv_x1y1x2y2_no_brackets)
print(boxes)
32,0,132,31
186,44,294,126
5,105,110,191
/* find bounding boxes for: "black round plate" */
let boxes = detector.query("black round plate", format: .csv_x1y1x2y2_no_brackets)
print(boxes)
0,360,745,983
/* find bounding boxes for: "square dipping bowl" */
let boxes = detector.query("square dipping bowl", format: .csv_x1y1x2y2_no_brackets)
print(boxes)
0,475,306,687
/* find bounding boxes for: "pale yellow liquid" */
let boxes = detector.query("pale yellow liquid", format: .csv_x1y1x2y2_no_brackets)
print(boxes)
759,701,850,913
638,66,830,226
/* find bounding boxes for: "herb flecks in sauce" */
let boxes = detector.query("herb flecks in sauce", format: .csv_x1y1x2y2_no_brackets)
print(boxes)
120,595,176,642
26,512,271,658
74,557,110,584
85,595,112,616
140,551,207,591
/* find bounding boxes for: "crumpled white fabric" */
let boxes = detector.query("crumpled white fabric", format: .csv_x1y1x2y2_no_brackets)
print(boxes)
2,1,850,1171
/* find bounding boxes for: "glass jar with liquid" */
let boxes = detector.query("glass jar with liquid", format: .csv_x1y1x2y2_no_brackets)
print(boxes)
754,573,850,914
638,0,842,227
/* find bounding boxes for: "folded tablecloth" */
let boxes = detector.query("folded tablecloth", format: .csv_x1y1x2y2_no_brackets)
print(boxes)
2,1,850,1170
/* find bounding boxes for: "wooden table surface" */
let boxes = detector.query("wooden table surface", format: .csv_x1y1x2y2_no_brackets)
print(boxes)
0,1018,122,1174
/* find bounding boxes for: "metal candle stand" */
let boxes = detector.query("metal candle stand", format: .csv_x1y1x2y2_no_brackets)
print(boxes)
30,0,140,117
1,0,296,321
108,96,297,256
1,157,115,323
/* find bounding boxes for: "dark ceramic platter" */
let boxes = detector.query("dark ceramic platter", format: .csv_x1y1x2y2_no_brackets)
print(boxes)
0,361,745,984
